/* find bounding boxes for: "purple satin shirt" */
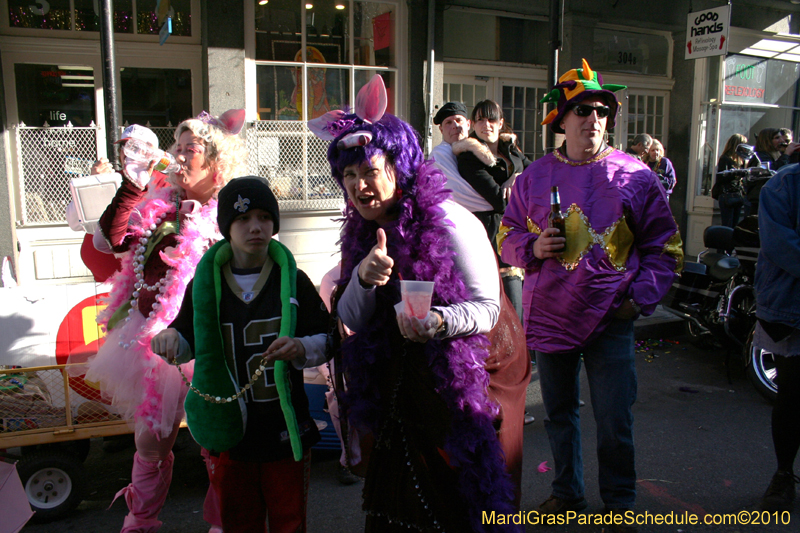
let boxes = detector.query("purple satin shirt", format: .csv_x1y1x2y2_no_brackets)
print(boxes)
500,148,683,353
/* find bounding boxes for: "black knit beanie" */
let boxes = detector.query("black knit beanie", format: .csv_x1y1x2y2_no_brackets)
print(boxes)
217,176,280,240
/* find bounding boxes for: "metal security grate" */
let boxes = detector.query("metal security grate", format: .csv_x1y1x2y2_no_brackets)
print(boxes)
14,121,339,226
147,127,178,151
15,123,100,226
246,121,343,212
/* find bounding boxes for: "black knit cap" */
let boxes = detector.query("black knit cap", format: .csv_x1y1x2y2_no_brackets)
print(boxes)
217,176,280,240
433,102,469,125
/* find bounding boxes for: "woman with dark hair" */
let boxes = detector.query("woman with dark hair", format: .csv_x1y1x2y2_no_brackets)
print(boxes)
712,133,758,228
751,128,800,211
755,128,796,171
309,76,530,532
452,100,531,322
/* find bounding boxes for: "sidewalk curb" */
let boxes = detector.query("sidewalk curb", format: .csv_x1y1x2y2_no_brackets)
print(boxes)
633,305,686,340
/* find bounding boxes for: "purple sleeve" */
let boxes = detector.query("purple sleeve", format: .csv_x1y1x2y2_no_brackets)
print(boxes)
499,167,543,271
662,158,676,195
627,175,683,315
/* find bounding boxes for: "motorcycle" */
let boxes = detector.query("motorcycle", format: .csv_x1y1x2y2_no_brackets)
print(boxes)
661,164,778,402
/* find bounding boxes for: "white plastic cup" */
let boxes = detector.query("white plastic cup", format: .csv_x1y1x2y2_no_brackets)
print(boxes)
400,280,435,319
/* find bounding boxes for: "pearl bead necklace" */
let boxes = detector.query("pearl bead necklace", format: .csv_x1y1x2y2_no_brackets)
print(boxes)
176,356,269,404
117,196,181,351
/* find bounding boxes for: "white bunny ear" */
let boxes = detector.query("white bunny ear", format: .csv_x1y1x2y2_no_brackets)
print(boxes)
355,75,387,124
308,110,347,140
337,131,373,151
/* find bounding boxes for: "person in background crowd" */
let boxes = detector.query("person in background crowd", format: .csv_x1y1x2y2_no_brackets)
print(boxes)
454,99,531,324
755,128,797,172
712,133,758,229
430,101,483,210
310,75,530,531
778,128,793,151
753,163,800,513
500,59,683,533
433,100,535,426
626,133,652,161
751,128,800,212
72,112,247,533
643,139,676,199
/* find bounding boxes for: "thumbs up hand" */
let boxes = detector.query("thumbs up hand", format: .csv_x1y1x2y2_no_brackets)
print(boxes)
357,228,394,287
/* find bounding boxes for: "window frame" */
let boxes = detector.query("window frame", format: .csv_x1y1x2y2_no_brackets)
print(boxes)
244,0,405,213
0,0,201,44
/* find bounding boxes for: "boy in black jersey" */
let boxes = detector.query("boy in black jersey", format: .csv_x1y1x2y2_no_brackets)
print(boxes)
151,176,329,533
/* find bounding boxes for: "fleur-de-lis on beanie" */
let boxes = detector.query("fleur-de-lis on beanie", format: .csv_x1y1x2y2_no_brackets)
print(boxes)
234,195,250,213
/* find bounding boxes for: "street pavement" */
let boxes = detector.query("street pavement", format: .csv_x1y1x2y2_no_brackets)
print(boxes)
20,312,798,532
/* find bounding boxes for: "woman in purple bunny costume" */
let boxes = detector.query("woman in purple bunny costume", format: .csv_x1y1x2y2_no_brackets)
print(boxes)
311,76,530,532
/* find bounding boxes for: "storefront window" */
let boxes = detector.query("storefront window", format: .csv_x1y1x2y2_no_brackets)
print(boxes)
255,0,334,62
8,0,72,30
15,64,95,127
136,0,191,36
695,53,800,198
354,1,394,67
253,0,397,120
443,9,548,65
502,85,547,161
74,0,133,33
120,68,192,128
251,0,398,211
256,64,350,121
7,0,191,35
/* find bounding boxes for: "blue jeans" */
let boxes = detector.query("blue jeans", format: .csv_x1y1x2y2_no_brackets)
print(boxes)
719,192,747,228
535,318,637,509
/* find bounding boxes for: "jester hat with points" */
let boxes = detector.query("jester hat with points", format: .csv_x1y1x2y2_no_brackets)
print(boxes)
540,58,627,134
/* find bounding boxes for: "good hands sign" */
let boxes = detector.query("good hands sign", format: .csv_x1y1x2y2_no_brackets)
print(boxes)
686,5,731,60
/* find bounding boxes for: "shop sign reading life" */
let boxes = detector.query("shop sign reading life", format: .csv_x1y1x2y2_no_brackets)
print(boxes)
685,5,730,60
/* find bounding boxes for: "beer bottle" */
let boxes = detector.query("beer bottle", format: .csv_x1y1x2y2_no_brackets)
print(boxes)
548,186,566,251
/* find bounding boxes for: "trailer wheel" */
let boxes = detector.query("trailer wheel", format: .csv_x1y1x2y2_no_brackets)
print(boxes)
17,450,86,522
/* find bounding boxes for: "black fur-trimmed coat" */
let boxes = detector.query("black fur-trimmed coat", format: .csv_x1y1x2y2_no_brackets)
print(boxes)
453,132,530,215
453,132,531,263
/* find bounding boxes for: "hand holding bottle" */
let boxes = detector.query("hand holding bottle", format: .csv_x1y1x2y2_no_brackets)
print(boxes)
533,227,566,259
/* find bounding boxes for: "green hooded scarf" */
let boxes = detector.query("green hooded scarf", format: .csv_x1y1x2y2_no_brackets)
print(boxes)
184,238,304,461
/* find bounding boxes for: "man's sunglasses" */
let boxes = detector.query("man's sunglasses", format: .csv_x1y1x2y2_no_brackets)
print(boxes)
570,104,611,118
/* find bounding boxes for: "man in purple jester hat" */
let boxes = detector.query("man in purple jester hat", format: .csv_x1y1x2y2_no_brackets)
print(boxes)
499,59,683,532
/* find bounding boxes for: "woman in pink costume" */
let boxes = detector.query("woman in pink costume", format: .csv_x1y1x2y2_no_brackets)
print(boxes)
78,111,246,532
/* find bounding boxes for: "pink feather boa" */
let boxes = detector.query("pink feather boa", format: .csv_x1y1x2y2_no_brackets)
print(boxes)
87,186,221,437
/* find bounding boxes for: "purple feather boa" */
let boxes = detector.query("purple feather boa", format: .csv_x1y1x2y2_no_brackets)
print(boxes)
336,161,518,532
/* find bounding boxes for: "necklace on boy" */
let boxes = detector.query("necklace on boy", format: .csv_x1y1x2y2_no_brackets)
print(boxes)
176,356,269,404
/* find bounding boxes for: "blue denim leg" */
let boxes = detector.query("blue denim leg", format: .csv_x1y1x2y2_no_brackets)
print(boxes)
582,318,637,509
535,350,584,501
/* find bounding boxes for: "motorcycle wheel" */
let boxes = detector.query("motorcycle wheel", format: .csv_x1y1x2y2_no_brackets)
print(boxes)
744,326,778,404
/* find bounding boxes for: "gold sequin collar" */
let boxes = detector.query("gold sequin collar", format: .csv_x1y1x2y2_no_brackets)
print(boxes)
553,145,614,166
